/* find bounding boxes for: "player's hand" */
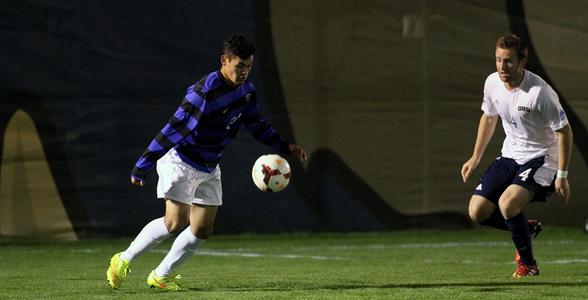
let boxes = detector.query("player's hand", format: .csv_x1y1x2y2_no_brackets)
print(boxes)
288,144,308,162
461,157,479,183
555,178,570,205
130,176,144,187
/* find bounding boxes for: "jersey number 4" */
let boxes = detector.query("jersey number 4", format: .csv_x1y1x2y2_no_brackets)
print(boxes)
519,168,532,182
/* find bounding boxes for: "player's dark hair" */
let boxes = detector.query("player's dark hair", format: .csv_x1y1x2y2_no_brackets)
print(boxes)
496,34,528,60
222,33,255,59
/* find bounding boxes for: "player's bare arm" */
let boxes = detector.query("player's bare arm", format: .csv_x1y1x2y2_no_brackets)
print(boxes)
555,124,573,204
461,114,498,183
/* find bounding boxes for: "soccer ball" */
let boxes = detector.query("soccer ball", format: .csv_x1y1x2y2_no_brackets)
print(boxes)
251,154,291,192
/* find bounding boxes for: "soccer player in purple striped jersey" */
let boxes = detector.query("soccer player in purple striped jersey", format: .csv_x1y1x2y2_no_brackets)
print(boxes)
461,34,573,278
107,33,307,290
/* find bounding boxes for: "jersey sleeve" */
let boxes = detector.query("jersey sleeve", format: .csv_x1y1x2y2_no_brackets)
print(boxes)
481,77,498,116
243,92,291,155
131,89,207,181
536,85,568,131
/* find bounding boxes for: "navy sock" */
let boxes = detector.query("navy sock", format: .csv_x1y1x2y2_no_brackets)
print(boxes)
480,210,508,231
505,212,535,265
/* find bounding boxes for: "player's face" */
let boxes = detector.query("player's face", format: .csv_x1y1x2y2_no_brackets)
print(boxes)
221,54,253,85
495,47,525,85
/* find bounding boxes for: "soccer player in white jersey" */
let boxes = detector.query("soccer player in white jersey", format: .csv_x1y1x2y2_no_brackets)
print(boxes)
461,34,573,277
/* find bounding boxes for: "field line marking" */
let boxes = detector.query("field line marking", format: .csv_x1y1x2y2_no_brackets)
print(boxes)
150,249,348,260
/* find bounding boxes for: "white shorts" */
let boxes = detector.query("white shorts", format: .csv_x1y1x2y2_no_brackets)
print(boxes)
156,148,222,206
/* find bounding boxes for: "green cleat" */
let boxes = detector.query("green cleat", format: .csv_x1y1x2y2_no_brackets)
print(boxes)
106,252,131,289
147,270,183,291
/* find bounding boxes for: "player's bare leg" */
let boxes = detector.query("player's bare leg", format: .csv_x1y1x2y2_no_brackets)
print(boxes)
469,195,508,230
148,204,218,290
107,199,189,289
163,199,191,234
498,185,532,219
189,204,218,239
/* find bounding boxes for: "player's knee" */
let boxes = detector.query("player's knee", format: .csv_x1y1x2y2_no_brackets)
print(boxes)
498,197,521,219
468,209,486,224
469,213,483,224
498,186,529,219
164,218,190,234
468,201,489,224
498,201,518,219
192,224,214,240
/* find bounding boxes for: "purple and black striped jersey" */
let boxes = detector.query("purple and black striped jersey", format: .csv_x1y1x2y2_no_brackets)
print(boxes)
131,71,290,181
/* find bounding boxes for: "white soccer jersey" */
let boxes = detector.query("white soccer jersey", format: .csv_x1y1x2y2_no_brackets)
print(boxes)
481,70,568,170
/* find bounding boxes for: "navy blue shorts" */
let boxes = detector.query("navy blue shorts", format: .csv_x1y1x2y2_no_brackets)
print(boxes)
473,156,555,205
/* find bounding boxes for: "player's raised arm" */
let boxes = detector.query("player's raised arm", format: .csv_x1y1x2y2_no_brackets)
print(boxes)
461,113,498,183
241,93,306,160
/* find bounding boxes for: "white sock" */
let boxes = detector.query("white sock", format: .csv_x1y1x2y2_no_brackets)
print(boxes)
154,227,205,277
120,217,171,262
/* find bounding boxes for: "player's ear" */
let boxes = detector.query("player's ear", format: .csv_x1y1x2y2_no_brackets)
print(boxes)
220,54,229,66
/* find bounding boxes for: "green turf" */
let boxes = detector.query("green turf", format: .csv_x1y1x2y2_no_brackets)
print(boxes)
1,227,587,299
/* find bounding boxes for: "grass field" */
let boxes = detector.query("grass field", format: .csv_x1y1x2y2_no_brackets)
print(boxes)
1,227,587,299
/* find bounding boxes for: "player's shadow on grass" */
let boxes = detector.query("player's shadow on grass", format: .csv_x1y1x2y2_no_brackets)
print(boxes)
184,281,587,292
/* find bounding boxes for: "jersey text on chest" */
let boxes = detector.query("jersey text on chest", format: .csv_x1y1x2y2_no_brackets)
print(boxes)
518,106,531,112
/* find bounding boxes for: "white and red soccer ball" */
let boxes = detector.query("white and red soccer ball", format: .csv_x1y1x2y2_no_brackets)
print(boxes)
251,154,291,192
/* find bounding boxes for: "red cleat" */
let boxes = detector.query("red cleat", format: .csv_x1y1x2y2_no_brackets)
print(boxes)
513,262,540,278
